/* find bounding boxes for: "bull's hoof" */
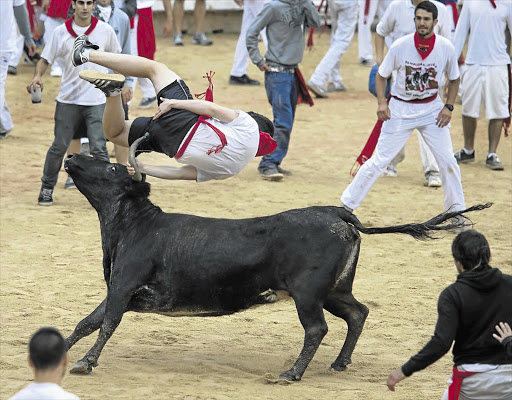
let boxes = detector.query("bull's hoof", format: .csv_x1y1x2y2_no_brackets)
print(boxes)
278,370,302,382
256,290,278,304
330,363,348,372
70,360,93,374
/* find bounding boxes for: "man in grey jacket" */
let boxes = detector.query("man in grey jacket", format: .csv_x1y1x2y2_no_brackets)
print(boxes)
246,0,321,181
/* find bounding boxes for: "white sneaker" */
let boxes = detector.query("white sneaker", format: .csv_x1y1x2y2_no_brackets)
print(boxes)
383,165,398,177
426,174,442,188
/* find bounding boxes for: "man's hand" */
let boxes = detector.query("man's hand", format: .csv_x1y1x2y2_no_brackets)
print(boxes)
42,0,50,13
26,44,36,57
259,63,269,72
153,97,176,120
162,17,173,37
122,86,133,104
377,102,391,121
386,367,406,391
493,322,512,344
435,107,452,128
27,76,43,94
126,160,144,176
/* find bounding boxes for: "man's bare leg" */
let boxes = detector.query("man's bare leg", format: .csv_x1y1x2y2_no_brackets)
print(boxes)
173,0,184,35
102,94,131,147
488,119,502,154
462,115,477,150
194,0,206,34
87,51,179,95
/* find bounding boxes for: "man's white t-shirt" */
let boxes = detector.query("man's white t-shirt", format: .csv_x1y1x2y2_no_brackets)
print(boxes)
453,0,512,66
177,110,260,182
379,33,460,119
9,383,80,400
41,20,121,106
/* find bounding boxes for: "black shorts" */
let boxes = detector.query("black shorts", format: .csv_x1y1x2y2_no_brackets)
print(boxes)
128,80,199,157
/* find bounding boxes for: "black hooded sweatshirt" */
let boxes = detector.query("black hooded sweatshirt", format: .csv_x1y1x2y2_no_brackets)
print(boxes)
402,265,512,376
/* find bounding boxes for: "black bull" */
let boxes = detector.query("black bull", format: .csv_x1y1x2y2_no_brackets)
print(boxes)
63,154,490,381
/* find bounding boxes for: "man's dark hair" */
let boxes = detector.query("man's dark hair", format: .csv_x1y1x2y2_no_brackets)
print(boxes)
248,111,274,137
452,230,491,271
415,1,438,21
29,327,67,370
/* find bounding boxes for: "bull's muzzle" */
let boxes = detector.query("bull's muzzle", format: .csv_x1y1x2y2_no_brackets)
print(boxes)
129,132,150,182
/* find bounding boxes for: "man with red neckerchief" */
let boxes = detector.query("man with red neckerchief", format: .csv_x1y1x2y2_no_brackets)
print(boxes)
340,1,465,215
27,0,120,206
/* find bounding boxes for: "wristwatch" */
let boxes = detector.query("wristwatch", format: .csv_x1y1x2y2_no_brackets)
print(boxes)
444,104,454,112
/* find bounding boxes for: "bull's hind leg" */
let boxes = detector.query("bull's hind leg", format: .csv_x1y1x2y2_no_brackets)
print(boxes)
279,300,328,381
65,298,107,350
324,291,369,371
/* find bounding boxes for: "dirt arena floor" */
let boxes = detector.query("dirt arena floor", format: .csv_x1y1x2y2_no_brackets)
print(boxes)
1,31,511,400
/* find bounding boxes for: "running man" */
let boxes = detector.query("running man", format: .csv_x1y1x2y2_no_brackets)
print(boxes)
70,35,276,182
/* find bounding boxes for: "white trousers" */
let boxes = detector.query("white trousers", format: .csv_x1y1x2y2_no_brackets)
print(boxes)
230,0,268,77
130,15,156,99
310,0,358,87
390,130,440,177
357,0,392,61
341,115,466,212
8,25,24,67
440,364,512,400
0,51,14,134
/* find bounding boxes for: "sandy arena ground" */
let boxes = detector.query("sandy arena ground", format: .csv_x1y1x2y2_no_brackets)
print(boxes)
1,31,511,400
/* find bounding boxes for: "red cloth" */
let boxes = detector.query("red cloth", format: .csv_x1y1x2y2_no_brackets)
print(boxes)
175,72,277,159
350,119,383,176
295,68,314,107
414,32,436,60
136,7,155,60
307,0,327,49
504,64,511,137
489,0,497,8
256,132,277,156
448,367,477,400
47,0,71,19
446,3,459,27
363,0,371,24
65,16,98,38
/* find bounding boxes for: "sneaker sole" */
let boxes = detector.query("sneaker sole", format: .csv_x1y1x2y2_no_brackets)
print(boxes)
38,201,53,206
261,173,284,182
79,70,125,85
306,84,328,99
457,158,475,164
486,164,504,171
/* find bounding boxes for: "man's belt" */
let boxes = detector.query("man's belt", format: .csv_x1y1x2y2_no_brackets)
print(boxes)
267,66,295,74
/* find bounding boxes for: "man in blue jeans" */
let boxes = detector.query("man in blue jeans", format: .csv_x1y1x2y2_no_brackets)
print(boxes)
246,0,321,181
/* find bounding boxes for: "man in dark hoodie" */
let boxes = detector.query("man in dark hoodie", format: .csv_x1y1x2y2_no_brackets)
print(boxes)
386,230,512,398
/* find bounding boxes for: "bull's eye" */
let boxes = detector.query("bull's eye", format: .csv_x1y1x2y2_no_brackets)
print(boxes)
109,166,116,173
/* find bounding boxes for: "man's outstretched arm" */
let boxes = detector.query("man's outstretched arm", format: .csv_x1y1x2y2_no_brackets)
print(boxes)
154,98,239,123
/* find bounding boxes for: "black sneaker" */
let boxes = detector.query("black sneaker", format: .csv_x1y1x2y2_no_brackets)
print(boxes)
7,65,17,75
486,154,504,170
259,167,283,181
276,166,292,176
192,32,212,46
454,148,475,164
38,186,54,206
72,34,99,67
78,70,125,97
229,75,260,86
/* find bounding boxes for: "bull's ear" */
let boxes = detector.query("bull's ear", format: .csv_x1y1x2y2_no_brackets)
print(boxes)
124,180,151,199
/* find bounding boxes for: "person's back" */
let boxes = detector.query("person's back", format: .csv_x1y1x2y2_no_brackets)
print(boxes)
9,327,80,400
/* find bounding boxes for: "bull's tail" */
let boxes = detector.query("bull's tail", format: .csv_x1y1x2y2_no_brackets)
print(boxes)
338,203,492,240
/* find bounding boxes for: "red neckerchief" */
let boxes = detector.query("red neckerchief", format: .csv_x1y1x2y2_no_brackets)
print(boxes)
489,0,497,8
65,16,99,38
448,367,477,400
414,32,436,60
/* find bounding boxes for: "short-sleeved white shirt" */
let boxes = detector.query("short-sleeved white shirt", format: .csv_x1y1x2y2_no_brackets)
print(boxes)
0,0,26,53
9,383,80,400
177,111,260,182
376,0,453,44
41,19,121,106
379,33,459,119
453,0,512,66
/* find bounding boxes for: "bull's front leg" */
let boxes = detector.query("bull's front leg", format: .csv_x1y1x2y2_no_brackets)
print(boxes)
66,299,107,350
70,291,129,374
279,301,327,381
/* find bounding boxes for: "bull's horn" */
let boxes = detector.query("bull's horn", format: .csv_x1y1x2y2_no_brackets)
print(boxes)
128,132,150,182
